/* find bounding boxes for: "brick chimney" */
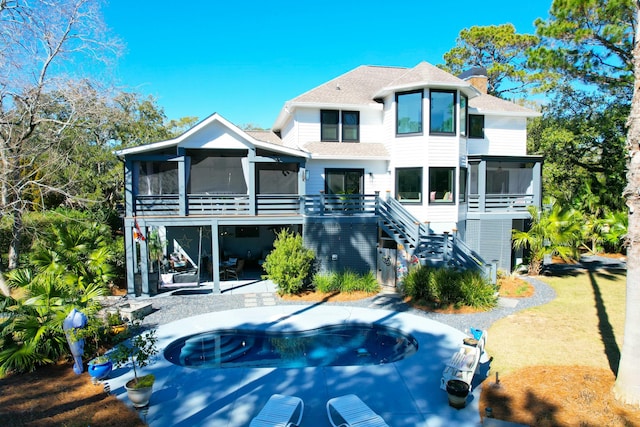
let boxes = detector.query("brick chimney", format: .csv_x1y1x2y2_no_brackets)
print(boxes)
458,67,488,94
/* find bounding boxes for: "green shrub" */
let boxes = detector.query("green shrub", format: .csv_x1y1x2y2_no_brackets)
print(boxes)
337,270,360,292
312,270,380,294
312,272,338,293
404,264,435,301
262,229,315,296
355,271,380,293
401,264,497,309
459,270,498,308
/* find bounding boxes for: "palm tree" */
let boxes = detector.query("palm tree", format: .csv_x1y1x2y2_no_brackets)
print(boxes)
0,222,114,375
512,198,582,275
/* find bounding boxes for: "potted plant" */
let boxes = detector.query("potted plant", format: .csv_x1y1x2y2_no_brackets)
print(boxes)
87,354,113,381
111,329,159,408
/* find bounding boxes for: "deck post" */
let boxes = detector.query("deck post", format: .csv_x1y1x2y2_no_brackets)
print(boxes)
532,161,542,208
443,231,450,262
212,220,221,294
478,161,487,212
178,157,187,216
319,191,326,215
125,220,135,295
138,219,149,295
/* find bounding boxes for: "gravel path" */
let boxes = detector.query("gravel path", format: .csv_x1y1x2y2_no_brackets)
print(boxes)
135,255,625,334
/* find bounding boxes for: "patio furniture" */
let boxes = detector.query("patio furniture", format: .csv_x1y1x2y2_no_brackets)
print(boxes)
225,258,245,280
169,253,188,272
440,328,486,392
326,394,389,427
249,393,304,427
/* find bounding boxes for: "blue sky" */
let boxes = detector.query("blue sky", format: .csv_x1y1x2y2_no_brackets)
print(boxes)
103,1,552,129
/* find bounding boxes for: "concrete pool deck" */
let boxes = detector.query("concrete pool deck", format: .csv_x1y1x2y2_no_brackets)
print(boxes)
105,304,492,426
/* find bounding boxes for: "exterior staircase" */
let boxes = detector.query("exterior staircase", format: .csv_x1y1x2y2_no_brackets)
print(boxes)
376,197,494,281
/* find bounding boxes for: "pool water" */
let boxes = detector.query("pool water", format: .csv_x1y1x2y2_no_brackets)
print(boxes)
164,324,418,368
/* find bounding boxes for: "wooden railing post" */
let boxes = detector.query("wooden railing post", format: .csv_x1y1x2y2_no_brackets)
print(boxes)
443,231,450,262
319,191,326,215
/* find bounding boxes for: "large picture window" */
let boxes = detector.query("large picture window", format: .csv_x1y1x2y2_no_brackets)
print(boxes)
321,110,339,141
430,90,456,135
396,167,422,203
396,90,423,135
429,167,455,203
469,114,485,138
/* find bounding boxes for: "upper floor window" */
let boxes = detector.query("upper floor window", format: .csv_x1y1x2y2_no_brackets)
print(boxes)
429,167,455,203
460,95,467,137
321,110,360,142
321,110,339,141
396,167,422,203
469,114,485,138
396,90,423,135
430,90,456,135
342,111,359,142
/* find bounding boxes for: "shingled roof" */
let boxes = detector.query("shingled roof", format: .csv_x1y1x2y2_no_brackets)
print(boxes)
302,141,389,159
379,61,470,93
245,130,283,145
291,65,407,105
273,62,538,129
469,93,540,116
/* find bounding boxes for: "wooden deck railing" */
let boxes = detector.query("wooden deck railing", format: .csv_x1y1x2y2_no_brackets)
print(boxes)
134,194,378,217
467,194,534,212
133,192,493,280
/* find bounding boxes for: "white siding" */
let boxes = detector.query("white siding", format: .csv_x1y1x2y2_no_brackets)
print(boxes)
468,116,528,156
295,108,319,145
381,95,396,153
280,117,297,148
360,109,384,143
305,159,390,195
427,136,459,165
180,121,248,149
290,107,383,145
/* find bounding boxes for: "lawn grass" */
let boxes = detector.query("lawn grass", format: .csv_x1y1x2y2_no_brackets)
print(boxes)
487,269,626,375
480,267,639,426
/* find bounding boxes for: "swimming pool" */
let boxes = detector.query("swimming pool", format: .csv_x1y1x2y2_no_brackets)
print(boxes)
164,323,418,368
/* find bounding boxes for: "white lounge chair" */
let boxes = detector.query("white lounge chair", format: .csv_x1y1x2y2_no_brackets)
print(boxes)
249,394,304,427
326,394,389,427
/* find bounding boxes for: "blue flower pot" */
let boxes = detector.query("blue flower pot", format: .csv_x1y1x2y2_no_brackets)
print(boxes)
88,360,113,380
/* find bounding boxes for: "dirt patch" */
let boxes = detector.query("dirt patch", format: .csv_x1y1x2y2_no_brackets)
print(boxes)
0,362,145,427
403,297,486,314
498,276,534,298
279,290,378,302
480,366,640,426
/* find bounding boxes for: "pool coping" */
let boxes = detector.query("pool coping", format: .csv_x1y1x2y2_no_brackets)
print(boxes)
106,305,490,426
